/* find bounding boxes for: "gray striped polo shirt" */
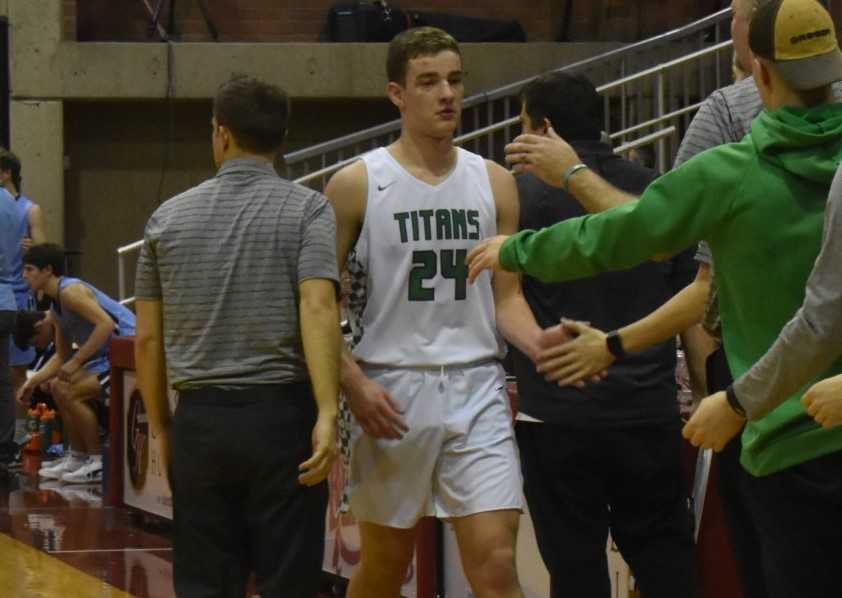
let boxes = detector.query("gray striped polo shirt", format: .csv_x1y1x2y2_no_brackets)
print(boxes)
135,158,339,390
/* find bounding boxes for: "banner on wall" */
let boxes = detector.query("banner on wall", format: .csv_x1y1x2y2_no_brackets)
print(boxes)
122,372,177,520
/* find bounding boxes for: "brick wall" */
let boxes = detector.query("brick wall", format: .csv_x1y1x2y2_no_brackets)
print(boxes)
63,1,727,43
60,1,842,45
66,0,557,42
566,0,724,42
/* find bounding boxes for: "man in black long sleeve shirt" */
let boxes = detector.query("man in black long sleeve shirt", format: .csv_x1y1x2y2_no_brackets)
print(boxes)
512,72,698,598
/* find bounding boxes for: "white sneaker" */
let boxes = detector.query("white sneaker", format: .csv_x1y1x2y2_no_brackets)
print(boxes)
61,457,103,484
63,484,102,505
39,454,84,480
38,480,76,500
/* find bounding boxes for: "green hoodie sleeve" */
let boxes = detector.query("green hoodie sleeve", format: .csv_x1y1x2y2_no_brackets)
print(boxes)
499,148,739,282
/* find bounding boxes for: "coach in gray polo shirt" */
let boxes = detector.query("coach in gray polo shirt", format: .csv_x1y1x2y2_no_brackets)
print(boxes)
134,76,341,598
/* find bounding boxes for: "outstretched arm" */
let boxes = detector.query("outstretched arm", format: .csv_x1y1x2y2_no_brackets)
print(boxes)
685,164,842,450
537,263,711,386
505,126,636,211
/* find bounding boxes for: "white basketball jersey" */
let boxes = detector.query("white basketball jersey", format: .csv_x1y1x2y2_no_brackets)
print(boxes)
347,146,503,367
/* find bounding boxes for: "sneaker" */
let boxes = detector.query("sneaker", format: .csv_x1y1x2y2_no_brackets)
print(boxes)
61,457,103,484
40,453,89,480
38,479,74,499
4,444,24,471
63,484,102,505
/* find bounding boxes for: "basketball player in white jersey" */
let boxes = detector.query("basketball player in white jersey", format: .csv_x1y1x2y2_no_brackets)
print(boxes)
326,27,546,598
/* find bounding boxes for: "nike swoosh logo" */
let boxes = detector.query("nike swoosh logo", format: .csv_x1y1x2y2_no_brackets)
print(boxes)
377,182,396,191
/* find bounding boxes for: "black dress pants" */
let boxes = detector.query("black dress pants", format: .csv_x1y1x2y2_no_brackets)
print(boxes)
705,345,768,598
171,384,328,598
710,347,842,597
740,449,842,598
517,420,698,598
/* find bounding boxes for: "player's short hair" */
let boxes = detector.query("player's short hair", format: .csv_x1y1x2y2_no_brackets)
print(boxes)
0,147,22,192
520,72,603,142
213,75,290,154
22,243,66,276
13,310,46,349
387,27,461,86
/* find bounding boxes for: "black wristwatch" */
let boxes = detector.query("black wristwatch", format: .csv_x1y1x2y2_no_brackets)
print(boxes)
605,330,626,360
725,385,747,417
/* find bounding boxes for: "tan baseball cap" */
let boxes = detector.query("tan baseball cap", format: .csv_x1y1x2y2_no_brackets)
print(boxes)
749,0,842,89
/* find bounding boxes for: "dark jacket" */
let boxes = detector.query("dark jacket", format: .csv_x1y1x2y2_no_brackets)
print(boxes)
511,140,696,428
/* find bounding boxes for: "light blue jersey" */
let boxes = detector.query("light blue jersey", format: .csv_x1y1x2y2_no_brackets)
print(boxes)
0,191,17,311
11,194,33,293
8,194,36,364
52,277,136,374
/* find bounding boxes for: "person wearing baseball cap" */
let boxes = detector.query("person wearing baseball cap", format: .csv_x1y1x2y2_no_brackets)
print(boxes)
467,1,842,594
749,0,842,90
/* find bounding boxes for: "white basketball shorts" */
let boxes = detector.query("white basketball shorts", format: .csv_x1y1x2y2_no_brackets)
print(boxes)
348,360,523,529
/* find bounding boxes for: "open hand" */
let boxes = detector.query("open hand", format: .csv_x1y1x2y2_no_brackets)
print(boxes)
505,126,581,188
345,376,408,440
538,319,612,387
466,235,510,283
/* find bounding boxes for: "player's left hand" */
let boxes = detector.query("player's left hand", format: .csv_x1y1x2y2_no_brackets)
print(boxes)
466,235,510,283
299,413,337,486
538,319,613,387
21,236,33,253
58,359,81,382
802,374,842,429
682,391,745,451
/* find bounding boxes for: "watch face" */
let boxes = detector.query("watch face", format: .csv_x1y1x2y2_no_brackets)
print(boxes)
606,331,625,359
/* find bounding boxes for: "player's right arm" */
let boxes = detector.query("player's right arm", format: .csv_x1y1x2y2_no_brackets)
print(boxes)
325,161,409,439
16,319,67,404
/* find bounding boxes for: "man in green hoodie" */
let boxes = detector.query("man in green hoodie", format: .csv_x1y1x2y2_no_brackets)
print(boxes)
467,0,842,595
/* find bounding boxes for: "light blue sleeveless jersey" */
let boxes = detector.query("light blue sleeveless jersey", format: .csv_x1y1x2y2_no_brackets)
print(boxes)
0,191,17,311
52,277,136,373
11,194,33,293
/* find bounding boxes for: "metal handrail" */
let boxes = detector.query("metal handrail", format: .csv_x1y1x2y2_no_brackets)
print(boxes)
596,40,733,93
116,121,678,307
117,8,735,303
284,7,732,166
614,126,676,154
292,114,522,186
289,42,726,188
609,103,702,140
